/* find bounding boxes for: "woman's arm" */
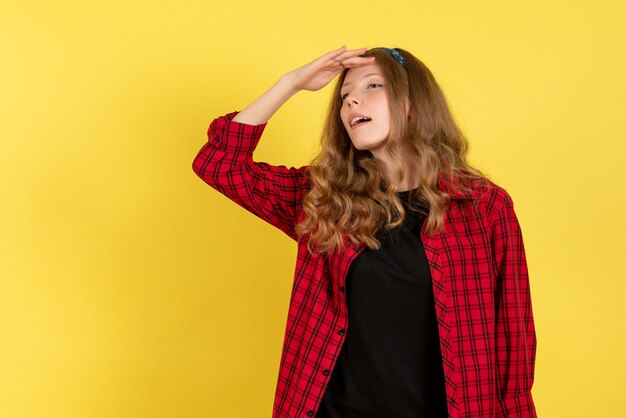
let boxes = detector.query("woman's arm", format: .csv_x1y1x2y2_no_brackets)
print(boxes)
192,46,374,240
192,110,308,240
232,45,373,125
492,192,538,417
231,75,299,126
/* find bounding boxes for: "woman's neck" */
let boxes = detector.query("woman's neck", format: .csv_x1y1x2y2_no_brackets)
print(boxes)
371,142,421,192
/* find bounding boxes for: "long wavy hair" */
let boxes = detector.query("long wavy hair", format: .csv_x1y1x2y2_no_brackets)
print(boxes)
295,47,488,256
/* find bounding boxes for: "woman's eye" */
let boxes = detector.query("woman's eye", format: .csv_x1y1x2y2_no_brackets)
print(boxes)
341,84,383,101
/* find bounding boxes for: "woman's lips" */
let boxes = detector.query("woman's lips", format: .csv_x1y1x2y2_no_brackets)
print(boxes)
350,120,371,129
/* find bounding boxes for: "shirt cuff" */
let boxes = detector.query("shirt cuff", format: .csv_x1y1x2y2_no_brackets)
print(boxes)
207,111,268,154
497,392,537,418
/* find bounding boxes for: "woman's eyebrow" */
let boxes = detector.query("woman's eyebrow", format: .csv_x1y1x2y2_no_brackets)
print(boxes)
341,73,384,90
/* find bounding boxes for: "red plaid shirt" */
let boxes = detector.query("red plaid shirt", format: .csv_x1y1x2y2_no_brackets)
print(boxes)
192,111,538,418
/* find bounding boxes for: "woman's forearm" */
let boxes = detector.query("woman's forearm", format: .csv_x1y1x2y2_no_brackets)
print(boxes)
231,74,299,126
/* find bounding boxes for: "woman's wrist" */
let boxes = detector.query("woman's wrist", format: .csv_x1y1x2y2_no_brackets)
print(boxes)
279,72,301,95
232,75,300,125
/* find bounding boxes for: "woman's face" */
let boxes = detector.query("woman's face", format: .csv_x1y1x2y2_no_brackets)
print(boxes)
339,63,391,155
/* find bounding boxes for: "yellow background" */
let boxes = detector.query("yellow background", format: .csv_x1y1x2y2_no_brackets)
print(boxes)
1,1,625,417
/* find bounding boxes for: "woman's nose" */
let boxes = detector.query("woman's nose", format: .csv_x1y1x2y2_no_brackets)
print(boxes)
347,95,360,105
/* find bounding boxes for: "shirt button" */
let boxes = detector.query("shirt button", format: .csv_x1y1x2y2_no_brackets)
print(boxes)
339,286,345,292
338,329,345,335
307,411,314,416
354,245,361,252
323,369,330,375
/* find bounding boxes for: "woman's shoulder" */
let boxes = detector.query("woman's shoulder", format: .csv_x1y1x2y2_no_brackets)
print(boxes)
474,177,513,204
439,172,492,196
442,173,515,215
467,177,517,225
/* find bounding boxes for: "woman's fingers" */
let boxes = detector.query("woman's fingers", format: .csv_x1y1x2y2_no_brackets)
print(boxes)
329,45,347,55
339,56,376,68
326,47,366,63
320,47,373,73
328,47,375,69
324,45,349,61
332,47,367,61
292,46,373,91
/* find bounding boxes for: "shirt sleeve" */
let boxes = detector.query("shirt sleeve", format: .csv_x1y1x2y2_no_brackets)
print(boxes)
192,111,309,241
491,192,538,417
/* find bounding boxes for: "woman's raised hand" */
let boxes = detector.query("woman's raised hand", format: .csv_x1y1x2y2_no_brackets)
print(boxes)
229,46,374,126
284,46,376,92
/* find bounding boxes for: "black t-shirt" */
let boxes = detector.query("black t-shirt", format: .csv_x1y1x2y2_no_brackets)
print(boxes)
316,189,449,418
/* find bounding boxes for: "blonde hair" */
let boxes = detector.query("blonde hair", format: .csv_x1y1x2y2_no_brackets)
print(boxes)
295,47,488,255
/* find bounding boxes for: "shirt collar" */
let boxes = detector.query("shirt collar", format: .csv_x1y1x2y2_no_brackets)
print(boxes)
437,171,478,200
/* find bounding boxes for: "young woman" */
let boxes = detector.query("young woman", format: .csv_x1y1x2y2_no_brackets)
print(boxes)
192,46,538,418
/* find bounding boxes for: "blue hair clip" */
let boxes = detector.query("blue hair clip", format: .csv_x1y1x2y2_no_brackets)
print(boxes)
382,48,407,69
